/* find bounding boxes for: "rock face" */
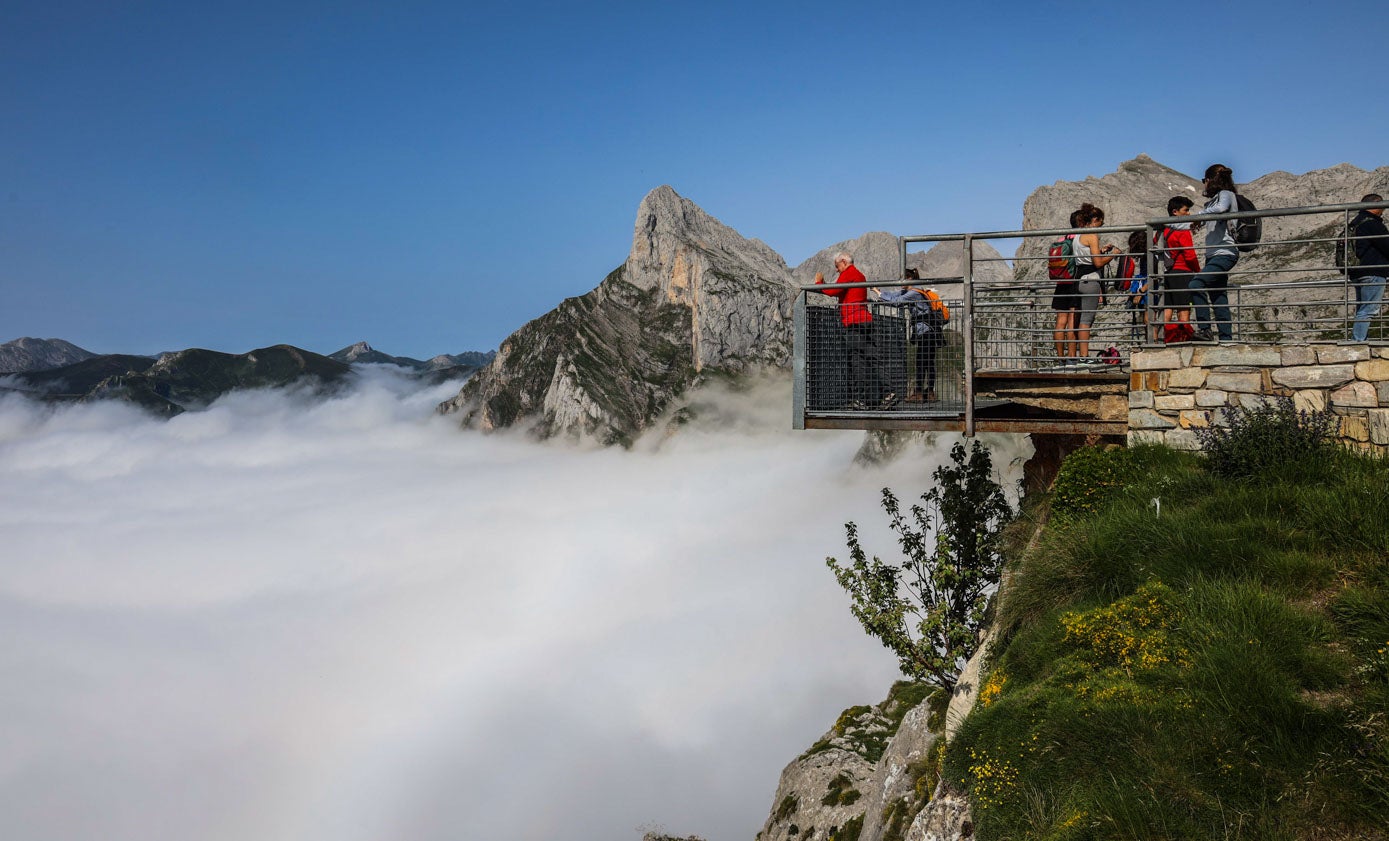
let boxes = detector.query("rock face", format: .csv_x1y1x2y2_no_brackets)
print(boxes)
756,683,942,841
0,337,98,373
1013,155,1389,345
438,185,798,445
1015,154,1389,284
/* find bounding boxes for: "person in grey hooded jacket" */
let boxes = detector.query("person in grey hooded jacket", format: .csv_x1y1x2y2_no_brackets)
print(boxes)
1188,164,1240,342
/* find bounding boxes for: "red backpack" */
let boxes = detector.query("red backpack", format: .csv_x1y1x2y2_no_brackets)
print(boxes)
1047,235,1078,280
1163,322,1195,344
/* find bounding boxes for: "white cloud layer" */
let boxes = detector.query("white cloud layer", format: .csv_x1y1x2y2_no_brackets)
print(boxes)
0,369,1029,841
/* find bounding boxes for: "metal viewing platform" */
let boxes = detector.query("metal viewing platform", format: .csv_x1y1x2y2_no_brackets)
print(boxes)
793,198,1389,436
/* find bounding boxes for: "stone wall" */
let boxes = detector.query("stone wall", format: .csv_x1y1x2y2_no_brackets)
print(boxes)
1127,344,1389,452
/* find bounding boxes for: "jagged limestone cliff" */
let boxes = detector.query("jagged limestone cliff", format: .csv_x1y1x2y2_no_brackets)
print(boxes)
439,189,1005,445
437,186,797,445
756,683,944,841
1011,155,1389,345
1015,154,1389,284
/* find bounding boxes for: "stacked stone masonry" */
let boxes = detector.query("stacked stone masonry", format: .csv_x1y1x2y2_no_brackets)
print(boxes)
1127,344,1389,453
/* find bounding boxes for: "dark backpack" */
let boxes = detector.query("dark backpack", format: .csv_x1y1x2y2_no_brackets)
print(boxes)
1233,193,1262,252
1334,215,1363,270
1153,228,1177,271
1047,234,1078,280
1112,255,1140,293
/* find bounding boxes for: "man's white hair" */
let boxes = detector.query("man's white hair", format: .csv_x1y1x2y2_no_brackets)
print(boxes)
834,251,853,264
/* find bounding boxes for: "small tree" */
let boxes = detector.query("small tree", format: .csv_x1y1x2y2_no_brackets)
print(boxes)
826,440,1013,691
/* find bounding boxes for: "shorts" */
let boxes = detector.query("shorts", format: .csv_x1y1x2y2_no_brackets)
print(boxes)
1163,273,1193,308
1077,277,1103,328
1051,281,1079,311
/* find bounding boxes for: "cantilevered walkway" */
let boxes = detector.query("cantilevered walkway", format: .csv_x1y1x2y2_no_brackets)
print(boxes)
793,198,1389,436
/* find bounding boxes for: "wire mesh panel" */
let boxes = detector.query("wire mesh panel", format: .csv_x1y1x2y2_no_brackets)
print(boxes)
806,303,847,411
805,298,963,414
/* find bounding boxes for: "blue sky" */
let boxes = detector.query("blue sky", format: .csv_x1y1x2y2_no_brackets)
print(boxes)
4,0,1385,359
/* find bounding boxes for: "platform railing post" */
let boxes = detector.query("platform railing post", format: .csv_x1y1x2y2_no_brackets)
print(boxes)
963,234,975,438
792,291,807,430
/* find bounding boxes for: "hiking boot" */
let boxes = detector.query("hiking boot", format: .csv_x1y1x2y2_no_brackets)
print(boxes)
848,400,869,411
1192,329,1216,342
906,393,925,404
878,392,900,410
925,390,938,402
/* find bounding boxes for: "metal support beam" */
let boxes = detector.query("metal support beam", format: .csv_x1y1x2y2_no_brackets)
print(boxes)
792,291,806,430
804,416,1128,435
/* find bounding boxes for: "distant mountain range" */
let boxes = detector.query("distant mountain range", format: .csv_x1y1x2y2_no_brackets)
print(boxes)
0,337,495,416
327,341,495,379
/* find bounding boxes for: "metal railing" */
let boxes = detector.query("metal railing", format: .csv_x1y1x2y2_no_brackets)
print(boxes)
793,198,1389,433
796,285,965,416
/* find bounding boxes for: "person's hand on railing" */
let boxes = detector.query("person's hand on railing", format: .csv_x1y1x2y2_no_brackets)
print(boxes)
814,271,825,284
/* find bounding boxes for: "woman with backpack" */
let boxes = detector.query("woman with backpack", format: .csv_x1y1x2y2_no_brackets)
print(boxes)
1051,210,1084,359
1188,164,1240,342
1073,202,1121,359
878,268,948,402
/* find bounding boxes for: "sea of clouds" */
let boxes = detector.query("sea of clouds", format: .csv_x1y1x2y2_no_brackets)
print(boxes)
0,368,1029,841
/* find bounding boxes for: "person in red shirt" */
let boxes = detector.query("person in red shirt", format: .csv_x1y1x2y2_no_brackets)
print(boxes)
1157,196,1200,340
815,251,896,409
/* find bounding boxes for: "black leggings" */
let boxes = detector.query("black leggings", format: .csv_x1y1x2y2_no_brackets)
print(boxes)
913,337,938,392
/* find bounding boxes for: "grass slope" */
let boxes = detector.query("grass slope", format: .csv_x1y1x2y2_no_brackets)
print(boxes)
945,444,1389,840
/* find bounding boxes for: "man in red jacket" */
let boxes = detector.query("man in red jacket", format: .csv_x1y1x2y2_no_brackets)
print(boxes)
815,251,896,410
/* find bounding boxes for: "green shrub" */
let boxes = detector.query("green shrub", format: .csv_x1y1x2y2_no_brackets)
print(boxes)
826,814,863,841
1049,445,1142,521
821,772,862,807
1195,396,1337,479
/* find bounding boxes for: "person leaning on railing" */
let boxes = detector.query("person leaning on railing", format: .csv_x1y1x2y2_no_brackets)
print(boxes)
1349,194,1389,342
1188,164,1240,342
876,268,944,403
814,251,897,410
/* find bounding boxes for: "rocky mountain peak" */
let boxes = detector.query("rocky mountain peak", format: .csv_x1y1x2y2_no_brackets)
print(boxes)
0,337,98,373
438,186,798,445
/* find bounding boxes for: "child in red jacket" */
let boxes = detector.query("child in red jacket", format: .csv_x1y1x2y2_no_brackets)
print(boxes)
1157,196,1200,342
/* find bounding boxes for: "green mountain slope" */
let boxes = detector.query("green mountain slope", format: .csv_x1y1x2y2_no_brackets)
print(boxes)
945,443,1389,840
